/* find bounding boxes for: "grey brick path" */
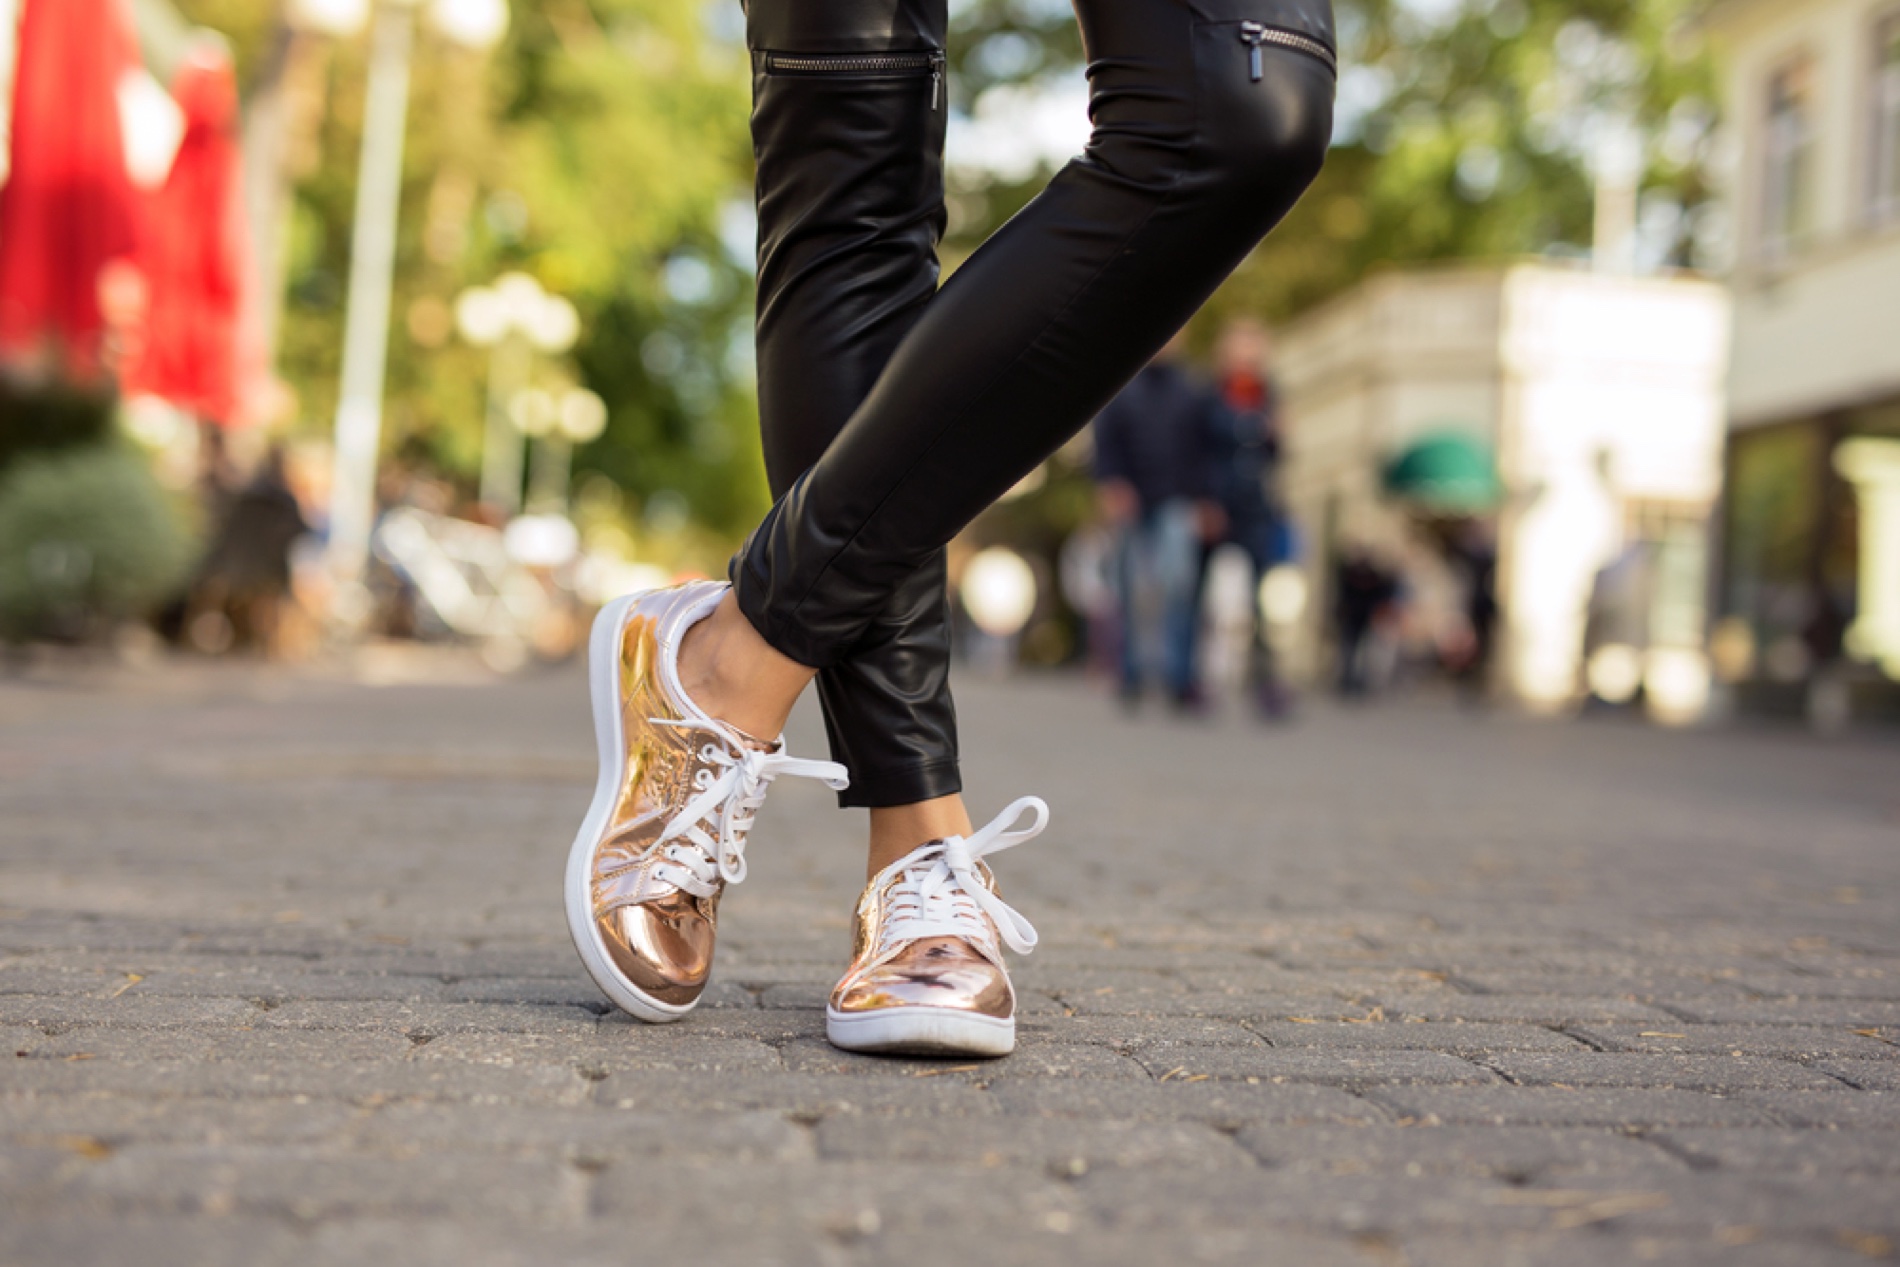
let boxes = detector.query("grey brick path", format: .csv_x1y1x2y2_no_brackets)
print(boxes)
3,658,1898,1265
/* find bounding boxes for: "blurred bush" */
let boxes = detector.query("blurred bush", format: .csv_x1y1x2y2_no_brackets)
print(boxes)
0,442,196,643
0,375,115,468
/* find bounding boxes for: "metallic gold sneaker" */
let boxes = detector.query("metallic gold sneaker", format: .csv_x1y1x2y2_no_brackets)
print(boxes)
826,797,1047,1057
565,580,848,1023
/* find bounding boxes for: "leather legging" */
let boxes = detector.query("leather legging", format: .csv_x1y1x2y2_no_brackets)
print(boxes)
747,0,960,809
737,0,1335,792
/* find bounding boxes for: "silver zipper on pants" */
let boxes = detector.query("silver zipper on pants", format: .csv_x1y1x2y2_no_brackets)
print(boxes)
1237,21,1337,80
762,50,947,110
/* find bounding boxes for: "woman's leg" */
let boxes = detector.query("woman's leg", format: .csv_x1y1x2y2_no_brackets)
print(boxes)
746,0,969,826
725,0,1335,671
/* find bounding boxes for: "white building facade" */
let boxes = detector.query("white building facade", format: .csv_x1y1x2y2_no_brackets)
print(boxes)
1707,0,1900,713
1274,263,1730,713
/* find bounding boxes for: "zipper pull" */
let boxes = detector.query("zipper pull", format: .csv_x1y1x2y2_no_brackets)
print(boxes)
930,51,945,110
1238,21,1266,82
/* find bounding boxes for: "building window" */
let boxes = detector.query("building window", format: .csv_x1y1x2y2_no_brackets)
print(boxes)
1761,56,1816,260
1873,14,1900,226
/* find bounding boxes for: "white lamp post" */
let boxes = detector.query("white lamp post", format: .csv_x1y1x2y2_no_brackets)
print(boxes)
326,0,509,606
456,272,580,515
524,387,608,512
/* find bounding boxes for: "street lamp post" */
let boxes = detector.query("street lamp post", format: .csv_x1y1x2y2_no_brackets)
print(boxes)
522,387,608,512
325,0,508,610
455,272,579,515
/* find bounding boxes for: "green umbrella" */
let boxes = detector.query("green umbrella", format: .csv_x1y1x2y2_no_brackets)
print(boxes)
1383,430,1502,513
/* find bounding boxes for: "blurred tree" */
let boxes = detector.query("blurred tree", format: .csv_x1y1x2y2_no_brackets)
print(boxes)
175,0,766,541
944,0,1719,332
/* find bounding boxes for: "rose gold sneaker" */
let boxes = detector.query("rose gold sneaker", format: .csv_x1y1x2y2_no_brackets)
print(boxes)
565,580,848,1022
826,797,1047,1057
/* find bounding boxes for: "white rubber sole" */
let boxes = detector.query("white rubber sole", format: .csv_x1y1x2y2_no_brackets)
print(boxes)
563,592,694,1024
826,1005,1016,1058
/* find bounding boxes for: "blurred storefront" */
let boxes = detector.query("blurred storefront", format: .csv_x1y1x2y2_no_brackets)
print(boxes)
1274,263,1730,715
1705,0,1900,722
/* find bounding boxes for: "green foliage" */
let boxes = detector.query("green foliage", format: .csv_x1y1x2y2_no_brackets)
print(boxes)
177,0,766,548
0,443,197,642
945,0,1720,332
0,377,116,469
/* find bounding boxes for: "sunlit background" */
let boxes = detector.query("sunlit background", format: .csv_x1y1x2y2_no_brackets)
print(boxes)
0,0,1896,728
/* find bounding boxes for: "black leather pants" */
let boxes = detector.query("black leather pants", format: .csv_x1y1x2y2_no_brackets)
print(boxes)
736,0,1335,770
748,0,959,808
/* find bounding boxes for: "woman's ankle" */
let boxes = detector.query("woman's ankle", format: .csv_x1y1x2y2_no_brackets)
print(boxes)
867,795,975,878
676,594,815,739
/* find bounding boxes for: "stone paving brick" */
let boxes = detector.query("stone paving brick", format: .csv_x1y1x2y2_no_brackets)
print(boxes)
984,1079,1386,1126
1368,1086,1778,1128
588,1159,1086,1237
1814,1059,1900,1090
252,999,601,1037
1665,999,1900,1026
1483,1051,1846,1092
1565,1022,1899,1059
1731,972,1900,1001
1650,1127,1900,1174
592,1069,1005,1117
1073,1167,1554,1234
413,1028,784,1075
0,1092,360,1145
814,1115,1249,1169
1442,970,1759,999
0,1214,315,1267
1739,1089,1900,1128
0,994,260,1028
67,1143,575,1220
1232,1124,1684,1179
1396,1231,1882,1267
1015,1015,1262,1048
597,1008,823,1045
13,1024,414,1063
1518,1171,1900,1237
1367,992,1682,1025
6,1055,594,1105
2,1023,44,1054
1127,1045,1498,1087
1056,988,1369,1020
347,1103,812,1163
1252,1020,1589,1054
778,1036,1149,1081
300,1214,842,1267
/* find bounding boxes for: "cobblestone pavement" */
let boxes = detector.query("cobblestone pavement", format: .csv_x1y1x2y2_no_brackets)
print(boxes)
3,657,1899,1266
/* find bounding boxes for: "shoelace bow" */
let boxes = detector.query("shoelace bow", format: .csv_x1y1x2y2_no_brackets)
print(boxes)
879,796,1048,956
645,718,847,897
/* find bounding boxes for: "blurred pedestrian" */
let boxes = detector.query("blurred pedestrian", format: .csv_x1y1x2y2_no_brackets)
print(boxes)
1445,519,1498,705
1202,317,1292,718
184,443,309,655
1333,543,1399,698
1092,337,1226,711
564,0,1333,1059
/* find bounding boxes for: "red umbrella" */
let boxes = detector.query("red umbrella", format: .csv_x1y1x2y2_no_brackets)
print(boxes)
0,0,146,379
124,42,251,425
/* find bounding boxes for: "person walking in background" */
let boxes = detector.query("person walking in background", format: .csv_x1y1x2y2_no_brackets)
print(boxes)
1204,317,1293,718
1446,519,1498,705
1333,543,1399,698
564,0,1334,1058
1092,337,1227,713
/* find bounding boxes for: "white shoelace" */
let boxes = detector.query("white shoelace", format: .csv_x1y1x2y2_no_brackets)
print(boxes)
645,719,848,897
877,796,1048,957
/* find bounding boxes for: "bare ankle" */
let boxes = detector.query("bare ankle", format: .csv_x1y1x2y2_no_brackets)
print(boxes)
867,795,975,878
675,595,815,740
